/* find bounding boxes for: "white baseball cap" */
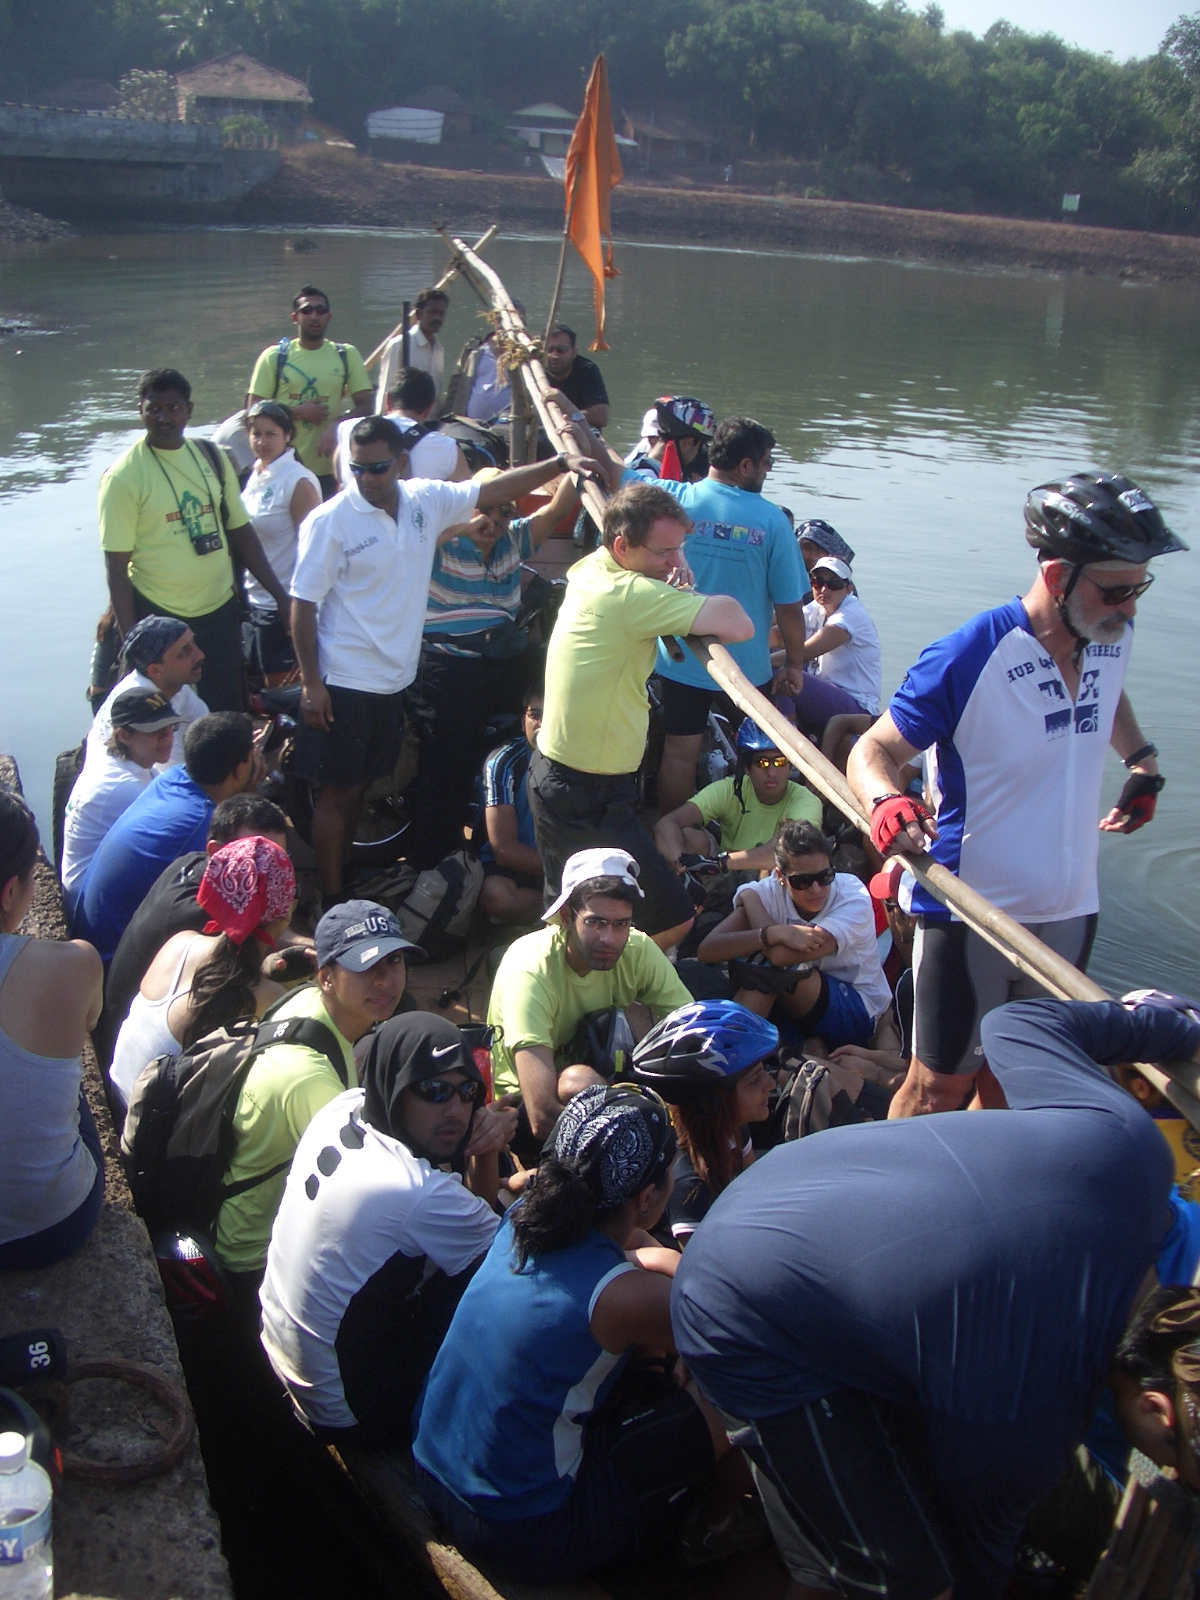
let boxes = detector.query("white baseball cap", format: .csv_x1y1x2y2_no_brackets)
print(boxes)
811,556,853,585
544,849,645,920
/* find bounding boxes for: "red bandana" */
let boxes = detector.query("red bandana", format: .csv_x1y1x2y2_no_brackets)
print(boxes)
197,836,295,948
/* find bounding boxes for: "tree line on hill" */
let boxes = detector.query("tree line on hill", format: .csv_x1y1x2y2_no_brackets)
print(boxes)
4,0,1200,231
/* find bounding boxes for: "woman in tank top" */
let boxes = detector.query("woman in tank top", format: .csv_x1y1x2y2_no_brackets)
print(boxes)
413,1084,753,1581
0,791,105,1271
109,836,296,1112
240,400,321,680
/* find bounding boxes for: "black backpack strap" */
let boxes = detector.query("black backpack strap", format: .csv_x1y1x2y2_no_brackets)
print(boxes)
418,856,466,951
335,342,349,393
194,438,231,532
273,336,291,396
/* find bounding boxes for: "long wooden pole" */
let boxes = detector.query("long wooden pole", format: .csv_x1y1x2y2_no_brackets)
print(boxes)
450,233,1200,1127
364,224,498,370
542,190,578,347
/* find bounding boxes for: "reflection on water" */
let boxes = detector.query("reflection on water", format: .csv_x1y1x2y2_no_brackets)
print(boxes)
1,228,1197,995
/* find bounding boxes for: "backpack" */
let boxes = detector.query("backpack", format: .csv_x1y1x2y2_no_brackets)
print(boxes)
780,1056,891,1142
353,851,484,964
272,336,348,398
120,1004,346,1242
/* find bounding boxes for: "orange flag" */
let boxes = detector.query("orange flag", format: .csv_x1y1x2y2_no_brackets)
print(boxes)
564,55,623,352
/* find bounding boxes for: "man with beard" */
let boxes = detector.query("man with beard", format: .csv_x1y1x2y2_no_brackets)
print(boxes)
487,850,692,1146
848,473,1185,1117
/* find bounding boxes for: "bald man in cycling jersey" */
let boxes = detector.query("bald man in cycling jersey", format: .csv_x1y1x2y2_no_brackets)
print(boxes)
848,473,1185,1117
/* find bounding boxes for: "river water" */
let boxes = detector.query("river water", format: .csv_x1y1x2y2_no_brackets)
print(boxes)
1,227,1197,997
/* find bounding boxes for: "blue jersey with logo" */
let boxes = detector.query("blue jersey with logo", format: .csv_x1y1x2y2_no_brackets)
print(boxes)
479,738,535,863
620,474,803,691
888,599,1131,922
413,1215,635,1520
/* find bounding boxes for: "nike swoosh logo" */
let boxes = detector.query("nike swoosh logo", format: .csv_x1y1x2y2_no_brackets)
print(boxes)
431,1043,459,1057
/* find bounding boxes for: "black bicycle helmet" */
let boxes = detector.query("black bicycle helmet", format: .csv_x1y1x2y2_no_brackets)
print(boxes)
632,1001,779,1103
1024,473,1187,567
564,1007,638,1080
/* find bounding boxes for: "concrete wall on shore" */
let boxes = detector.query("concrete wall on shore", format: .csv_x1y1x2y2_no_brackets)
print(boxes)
0,754,232,1600
0,105,280,217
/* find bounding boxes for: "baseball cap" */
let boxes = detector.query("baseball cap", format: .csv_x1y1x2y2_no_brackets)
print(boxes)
315,900,426,971
109,688,183,733
811,556,853,585
544,849,645,921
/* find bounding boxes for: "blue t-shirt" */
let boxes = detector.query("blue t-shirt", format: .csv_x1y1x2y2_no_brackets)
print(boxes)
673,1000,1193,1490
479,738,534,864
424,516,535,639
74,766,214,960
413,1215,634,1520
624,474,803,690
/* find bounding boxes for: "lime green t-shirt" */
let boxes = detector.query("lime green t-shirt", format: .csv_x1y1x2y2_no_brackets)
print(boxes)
98,438,248,617
488,924,692,1098
216,985,358,1273
538,547,706,775
248,338,371,475
692,776,823,853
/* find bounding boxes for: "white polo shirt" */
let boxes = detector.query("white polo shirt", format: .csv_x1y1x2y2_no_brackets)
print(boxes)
735,871,893,1020
334,416,459,487
290,477,479,694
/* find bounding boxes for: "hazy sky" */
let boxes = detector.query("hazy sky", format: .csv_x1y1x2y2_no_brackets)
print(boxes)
935,0,1185,60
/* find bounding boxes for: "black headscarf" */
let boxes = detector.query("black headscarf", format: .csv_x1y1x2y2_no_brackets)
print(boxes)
359,1012,484,1156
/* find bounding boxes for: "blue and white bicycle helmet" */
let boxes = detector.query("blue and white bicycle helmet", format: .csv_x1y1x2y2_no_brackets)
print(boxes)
632,1001,779,1102
735,720,780,755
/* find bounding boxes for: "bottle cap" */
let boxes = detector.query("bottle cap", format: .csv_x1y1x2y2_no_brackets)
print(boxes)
0,1432,27,1473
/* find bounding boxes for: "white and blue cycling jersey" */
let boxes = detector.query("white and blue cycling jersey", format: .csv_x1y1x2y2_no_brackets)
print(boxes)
889,598,1131,923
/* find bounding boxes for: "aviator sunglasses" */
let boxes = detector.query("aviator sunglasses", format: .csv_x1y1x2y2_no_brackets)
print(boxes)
409,1077,485,1107
784,865,837,891
349,459,394,477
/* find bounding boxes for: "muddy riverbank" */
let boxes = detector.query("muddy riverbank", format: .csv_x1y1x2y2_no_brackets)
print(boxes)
232,146,1200,284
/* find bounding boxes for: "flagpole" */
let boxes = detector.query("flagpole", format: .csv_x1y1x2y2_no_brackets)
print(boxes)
542,188,578,348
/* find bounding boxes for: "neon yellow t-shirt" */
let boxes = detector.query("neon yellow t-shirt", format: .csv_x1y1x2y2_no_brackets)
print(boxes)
488,924,692,1097
248,338,371,475
216,985,358,1272
538,547,706,775
692,776,823,852
98,438,248,617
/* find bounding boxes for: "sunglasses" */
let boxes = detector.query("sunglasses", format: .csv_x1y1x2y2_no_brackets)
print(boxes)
409,1078,483,1107
349,459,394,477
811,572,849,590
1082,572,1154,606
751,754,789,770
295,304,330,315
784,866,836,890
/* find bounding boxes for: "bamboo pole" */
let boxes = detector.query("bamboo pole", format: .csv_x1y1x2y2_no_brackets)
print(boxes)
543,190,579,346
450,233,1200,1129
364,224,498,369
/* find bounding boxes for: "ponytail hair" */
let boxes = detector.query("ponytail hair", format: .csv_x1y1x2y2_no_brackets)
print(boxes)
509,1158,615,1270
0,791,39,888
180,933,263,1050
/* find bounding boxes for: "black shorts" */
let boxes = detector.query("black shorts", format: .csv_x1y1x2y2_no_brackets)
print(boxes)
657,676,775,738
725,1392,953,1600
912,914,1097,1075
481,861,542,892
245,604,297,677
417,1385,713,1583
291,685,405,788
527,751,694,937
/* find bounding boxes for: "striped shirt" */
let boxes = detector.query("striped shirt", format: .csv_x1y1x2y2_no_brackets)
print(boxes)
479,738,534,864
424,516,534,639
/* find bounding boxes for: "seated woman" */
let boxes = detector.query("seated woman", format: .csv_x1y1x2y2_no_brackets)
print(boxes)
240,400,321,682
413,1084,752,1581
698,819,894,1053
777,557,881,749
109,835,295,1113
260,1012,511,1448
632,1001,778,1247
0,791,105,1271
655,720,822,884
60,688,181,915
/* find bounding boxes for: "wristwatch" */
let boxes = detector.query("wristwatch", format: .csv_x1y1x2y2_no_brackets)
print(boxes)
1123,743,1158,769
871,793,902,809
570,411,586,423
718,851,730,872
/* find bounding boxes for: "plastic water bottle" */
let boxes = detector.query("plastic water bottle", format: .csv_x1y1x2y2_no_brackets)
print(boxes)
0,1432,52,1600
